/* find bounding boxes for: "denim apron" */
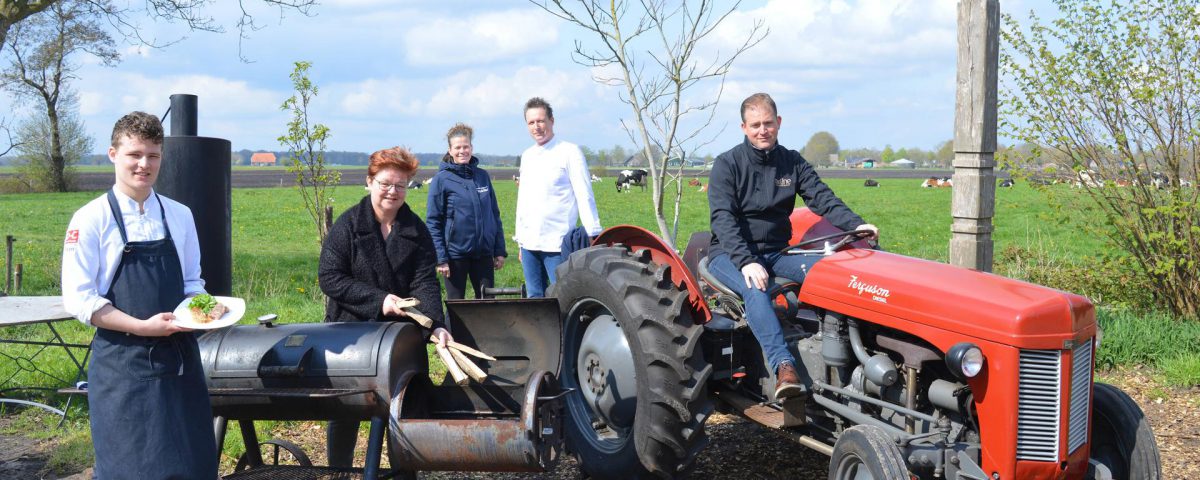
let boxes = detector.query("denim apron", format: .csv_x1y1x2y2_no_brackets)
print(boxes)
88,190,218,479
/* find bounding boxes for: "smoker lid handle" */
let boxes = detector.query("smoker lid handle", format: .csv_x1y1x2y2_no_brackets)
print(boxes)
258,347,312,377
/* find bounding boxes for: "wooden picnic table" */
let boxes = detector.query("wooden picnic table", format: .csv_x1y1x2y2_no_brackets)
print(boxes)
0,296,91,424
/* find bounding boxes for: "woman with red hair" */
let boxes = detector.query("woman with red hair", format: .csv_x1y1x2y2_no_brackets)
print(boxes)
317,146,452,467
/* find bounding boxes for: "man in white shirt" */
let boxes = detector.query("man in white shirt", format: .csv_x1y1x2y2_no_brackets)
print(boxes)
514,97,603,297
60,112,217,478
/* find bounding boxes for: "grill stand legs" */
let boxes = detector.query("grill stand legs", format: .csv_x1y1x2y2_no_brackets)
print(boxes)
363,416,385,480
216,416,395,479
239,419,263,469
213,416,227,458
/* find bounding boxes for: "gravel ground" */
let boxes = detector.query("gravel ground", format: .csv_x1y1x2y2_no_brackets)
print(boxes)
2,368,1194,479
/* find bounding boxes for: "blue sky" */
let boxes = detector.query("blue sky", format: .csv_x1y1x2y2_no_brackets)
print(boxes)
1,0,1050,157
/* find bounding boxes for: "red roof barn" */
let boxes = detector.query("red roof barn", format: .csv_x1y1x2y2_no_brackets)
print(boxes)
250,152,276,166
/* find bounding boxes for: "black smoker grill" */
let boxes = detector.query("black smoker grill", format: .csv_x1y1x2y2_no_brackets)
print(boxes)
198,298,565,479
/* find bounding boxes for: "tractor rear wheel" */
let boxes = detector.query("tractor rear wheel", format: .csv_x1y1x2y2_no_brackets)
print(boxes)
550,246,713,479
828,425,908,480
1089,382,1161,479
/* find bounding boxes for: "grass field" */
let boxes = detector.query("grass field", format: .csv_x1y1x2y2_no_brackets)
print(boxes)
0,177,1191,471
0,177,1126,386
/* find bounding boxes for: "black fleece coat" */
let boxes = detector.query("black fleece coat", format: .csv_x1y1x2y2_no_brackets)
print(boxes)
318,195,445,331
708,137,865,270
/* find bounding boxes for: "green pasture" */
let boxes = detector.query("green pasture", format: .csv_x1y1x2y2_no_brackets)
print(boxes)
0,177,1126,394
0,178,1192,472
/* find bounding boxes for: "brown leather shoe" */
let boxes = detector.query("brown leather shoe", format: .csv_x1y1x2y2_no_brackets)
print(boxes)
775,362,804,399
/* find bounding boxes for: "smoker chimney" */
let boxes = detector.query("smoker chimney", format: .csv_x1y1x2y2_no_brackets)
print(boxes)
157,94,233,296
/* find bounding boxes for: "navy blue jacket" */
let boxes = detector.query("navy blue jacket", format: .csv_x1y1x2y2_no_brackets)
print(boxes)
425,156,507,264
708,138,865,269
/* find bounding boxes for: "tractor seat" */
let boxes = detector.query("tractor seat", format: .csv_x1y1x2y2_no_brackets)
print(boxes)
697,255,792,300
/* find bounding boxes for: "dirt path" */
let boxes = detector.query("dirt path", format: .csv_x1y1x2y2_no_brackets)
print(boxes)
2,370,1195,479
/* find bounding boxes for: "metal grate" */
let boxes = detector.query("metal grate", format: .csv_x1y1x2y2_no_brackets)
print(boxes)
223,466,403,480
1067,340,1093,453
1017,349,1061,462
208,388,371,398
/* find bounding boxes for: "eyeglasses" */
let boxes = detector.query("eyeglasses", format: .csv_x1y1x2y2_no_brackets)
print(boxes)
373,179,407,192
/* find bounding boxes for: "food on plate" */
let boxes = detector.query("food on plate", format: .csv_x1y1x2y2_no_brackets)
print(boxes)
188,294,228,324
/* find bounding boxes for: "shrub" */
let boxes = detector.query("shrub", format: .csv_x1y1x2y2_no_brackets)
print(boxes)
1002,0,1200,319
995,245,1153,310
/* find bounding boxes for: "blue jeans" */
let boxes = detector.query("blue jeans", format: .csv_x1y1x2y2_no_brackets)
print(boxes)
521,248,563,298
707,251,822,373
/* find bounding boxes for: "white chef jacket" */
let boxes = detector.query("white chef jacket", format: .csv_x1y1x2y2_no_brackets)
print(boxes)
514,137,603,252
60,187,205,325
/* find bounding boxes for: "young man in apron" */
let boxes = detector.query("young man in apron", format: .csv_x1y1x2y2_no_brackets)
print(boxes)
61,112,218,479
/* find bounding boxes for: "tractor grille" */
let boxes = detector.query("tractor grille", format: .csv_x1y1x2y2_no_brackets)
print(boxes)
1067,341,1093,453
1016,349,1061,462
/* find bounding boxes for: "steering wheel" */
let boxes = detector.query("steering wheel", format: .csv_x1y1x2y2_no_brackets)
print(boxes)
782,229,875,254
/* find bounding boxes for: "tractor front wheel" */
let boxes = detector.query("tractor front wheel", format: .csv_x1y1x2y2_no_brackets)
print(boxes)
1089,382,1161,479
550,246,713,479
828,425,909,480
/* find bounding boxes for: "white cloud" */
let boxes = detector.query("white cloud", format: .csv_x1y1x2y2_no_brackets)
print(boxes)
71,71,286,152
78,91,105,116
122,45,151,58
716,0,955,68
425,66,592,118
404,9,558,66
99,74,281,117
323,65,595,126
328,78,424,116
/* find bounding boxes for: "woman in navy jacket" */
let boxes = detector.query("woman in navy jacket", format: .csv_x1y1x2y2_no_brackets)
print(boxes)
426,123,508,299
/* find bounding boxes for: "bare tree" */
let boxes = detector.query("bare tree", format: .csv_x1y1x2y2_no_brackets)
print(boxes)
1,0,116,192
9,92,90,191
532,0,766,248
0,1,316,60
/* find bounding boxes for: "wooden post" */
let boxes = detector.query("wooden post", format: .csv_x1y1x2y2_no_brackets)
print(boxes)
5,235,14,293
951,0,999,272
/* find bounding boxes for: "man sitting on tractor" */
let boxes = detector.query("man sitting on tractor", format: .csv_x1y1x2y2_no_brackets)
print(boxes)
706,93,879,399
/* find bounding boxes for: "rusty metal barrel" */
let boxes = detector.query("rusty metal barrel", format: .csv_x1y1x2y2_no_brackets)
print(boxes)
199,297,565,476
387,298,565,472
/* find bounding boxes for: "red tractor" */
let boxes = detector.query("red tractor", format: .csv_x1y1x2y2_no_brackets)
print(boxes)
548,209,1161,479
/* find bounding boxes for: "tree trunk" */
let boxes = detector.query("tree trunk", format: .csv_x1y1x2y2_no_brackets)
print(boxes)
46,102,66,192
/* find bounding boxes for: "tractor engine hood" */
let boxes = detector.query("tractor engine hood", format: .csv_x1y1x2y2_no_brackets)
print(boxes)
799,249,1096,349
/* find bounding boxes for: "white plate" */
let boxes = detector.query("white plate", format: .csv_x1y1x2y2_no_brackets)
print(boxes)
172,296,245,330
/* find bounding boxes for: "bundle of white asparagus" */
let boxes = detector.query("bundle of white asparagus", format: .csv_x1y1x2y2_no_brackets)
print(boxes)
393,297,495,386
392,297,433,328
436,341,496,386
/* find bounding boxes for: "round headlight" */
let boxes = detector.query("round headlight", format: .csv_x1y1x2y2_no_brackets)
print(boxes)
946,342,986,380
960,347,984,377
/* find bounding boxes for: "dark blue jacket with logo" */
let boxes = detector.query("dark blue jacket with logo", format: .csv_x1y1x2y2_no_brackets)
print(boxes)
708,137,865,269
426,156,508,264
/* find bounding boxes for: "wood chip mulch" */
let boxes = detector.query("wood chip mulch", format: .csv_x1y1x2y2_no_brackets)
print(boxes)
3,368,1196,479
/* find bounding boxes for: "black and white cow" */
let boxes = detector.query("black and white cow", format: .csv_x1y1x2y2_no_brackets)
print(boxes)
616,169,648,192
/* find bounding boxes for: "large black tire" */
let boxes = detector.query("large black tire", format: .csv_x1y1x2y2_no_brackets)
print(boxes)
828,425,909,480
1090,382,1161,479
550,246,713,479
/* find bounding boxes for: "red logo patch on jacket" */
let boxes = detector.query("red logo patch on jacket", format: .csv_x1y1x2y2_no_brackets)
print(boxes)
65,229,79,244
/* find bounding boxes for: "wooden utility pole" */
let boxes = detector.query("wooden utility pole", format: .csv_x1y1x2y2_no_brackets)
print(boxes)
951,0,999,271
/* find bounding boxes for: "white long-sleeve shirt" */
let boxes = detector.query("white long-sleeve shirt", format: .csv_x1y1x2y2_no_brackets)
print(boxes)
515,137,603,252
61,187,205,325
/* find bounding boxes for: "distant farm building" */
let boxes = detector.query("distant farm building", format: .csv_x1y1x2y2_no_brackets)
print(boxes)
890,159,916,169
846,158,876,169
251,152,277,166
